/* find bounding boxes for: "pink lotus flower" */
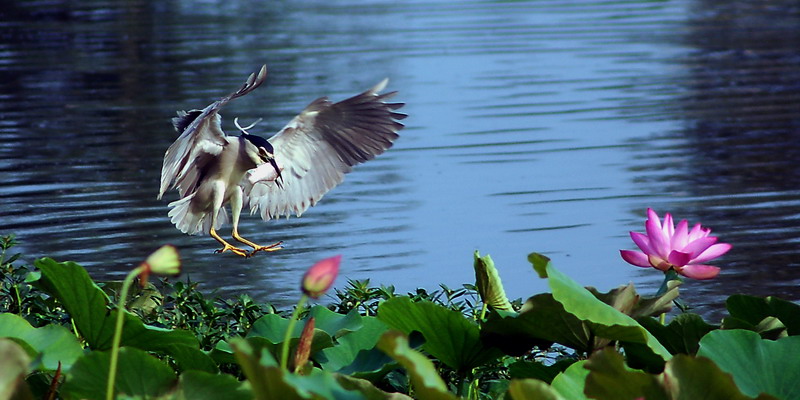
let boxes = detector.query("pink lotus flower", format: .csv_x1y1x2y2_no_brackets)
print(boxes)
302,255,341,298
620,208,731,280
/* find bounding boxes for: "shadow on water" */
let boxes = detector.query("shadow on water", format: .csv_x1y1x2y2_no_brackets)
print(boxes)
0,0,798,317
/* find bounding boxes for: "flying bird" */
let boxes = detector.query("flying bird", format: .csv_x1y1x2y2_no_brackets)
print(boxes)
158,65,405,257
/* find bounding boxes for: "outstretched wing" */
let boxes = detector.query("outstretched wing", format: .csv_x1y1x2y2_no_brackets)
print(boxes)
158,65,268,199
243,79,405,220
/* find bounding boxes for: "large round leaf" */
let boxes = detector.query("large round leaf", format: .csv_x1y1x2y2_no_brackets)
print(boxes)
529,253,670,360
172,370,252,400
376,331,458,400
698,329,800,399
33,258,198,353
0,313,83,371
230,338,365,400
377,297,501,372
62,347,176,400
584,348,777,400
507,379,565,400
317,315,392,375
637,313,716,355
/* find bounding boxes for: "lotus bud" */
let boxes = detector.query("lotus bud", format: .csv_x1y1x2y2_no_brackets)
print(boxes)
139,245,181,287
301,255,341,298
293,317,315,374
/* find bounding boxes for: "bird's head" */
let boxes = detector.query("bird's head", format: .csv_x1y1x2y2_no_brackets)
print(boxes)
242,133,283,187
235,117,284,188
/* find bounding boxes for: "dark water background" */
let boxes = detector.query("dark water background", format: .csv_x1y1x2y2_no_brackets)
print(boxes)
1,0,799,320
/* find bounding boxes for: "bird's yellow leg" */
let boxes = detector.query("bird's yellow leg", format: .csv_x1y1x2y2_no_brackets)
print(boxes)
232,228,283,255
230,186,282,255
210,227,250,257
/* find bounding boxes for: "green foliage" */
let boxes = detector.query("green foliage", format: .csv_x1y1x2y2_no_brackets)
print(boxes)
530,253,671,360
583,347,780,400
698,330,800,399
473,251,514,312
0,313,83,371
378,297,502,372
231,338,373,400
723,295,800,338
506,361,590,400
508,358,576,383
507,379,566,400
637,313,717,355
376,331,458,400
33,258,199,353
549,361,590,400
62,347,176,400
171,370,252,400
316,315,391,375
1,236,68,327
1,234,799,400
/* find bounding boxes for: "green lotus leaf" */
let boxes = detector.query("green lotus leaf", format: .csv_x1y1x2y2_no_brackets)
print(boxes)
528,253,671,360
376,331,457,400
474,251,514,312
62,347,176,400
0,313,83,371
170,370,252,400
698,329,800,399
550,361,590,400
317,315,393,376
377,297,502,372
33,258,198,353
508,359,576,383
231,338,363,400
637,313,717,355
506,379,565,400
723,295,800,338
583,348,667,400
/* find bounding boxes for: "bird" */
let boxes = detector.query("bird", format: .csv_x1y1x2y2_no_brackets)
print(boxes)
157,65,405,257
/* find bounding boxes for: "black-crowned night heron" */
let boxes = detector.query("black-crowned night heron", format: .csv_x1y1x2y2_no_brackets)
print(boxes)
158,65,405,257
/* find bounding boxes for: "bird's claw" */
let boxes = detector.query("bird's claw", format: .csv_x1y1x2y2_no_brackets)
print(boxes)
215,244,251,258
249,241,284,256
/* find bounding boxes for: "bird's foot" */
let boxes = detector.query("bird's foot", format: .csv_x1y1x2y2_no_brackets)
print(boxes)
215,243,251,258
249,241,284,255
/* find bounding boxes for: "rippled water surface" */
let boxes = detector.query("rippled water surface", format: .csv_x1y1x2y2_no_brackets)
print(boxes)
2,0,799,319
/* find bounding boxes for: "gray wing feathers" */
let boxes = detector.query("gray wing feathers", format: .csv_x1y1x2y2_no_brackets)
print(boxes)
244,78,405,220
158,65,268,199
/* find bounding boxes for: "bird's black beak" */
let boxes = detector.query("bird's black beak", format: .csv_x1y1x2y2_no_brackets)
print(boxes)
269,157,284,189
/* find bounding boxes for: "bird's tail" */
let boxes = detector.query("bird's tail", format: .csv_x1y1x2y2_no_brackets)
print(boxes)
167,193,228,235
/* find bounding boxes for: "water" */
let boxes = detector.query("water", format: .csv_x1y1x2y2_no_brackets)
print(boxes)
1,0,798,320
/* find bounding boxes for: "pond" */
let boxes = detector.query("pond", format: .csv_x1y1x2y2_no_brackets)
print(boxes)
1,0,799,320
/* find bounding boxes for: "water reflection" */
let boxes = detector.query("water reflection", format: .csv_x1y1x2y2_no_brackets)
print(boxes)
0,0,798,317
630,0,800,318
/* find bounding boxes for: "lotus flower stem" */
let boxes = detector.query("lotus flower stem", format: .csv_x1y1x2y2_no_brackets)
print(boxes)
106,265,145,400
280,294,308,371
70,318,79,339
657,270,680,325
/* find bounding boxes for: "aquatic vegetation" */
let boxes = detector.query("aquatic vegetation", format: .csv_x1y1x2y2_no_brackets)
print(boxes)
1,232,797,399
620,208,732,280
302,255,342,299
